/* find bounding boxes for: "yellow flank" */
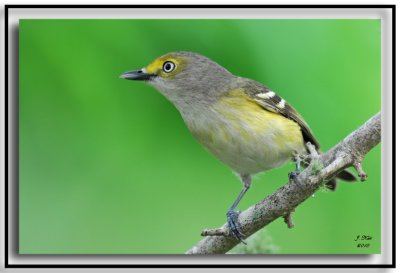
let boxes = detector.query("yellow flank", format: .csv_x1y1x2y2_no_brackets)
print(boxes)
187,88,305,175
217,89,303,148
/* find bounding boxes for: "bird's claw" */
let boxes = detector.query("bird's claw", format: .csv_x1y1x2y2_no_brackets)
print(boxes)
289,169,301,181
226,209,246,244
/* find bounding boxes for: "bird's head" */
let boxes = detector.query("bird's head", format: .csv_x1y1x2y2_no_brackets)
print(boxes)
120,51,235,111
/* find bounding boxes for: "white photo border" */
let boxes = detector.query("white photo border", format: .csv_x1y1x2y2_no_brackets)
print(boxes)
4,5,395,268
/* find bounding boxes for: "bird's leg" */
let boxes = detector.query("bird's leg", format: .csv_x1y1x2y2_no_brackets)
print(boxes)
289,153,301,181
226,174,251,243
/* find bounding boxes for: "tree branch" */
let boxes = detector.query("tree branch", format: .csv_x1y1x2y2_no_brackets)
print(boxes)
186,112,381,254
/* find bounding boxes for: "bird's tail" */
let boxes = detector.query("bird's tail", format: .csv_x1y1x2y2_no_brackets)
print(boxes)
325,169,357,191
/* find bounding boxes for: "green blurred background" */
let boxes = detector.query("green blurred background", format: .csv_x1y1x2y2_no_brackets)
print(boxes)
19,19,381,254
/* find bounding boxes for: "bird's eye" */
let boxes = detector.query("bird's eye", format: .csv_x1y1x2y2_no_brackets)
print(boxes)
162,61,176,73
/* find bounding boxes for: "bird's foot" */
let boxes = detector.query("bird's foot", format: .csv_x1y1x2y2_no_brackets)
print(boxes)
289,155,302,181
226,209,246,244
288,169,301,181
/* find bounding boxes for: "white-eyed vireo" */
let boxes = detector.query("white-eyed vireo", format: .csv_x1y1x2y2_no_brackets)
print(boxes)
120,51,356,242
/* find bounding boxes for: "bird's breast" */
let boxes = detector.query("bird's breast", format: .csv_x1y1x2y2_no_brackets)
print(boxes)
182,92,306,175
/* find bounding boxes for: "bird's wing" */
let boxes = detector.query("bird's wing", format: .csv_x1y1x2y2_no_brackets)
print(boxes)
241,79,320,151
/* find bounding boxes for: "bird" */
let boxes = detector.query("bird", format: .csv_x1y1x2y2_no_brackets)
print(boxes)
120,51,356,242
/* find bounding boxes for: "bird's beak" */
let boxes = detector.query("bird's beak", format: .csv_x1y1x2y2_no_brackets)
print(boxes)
120,69,154,81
